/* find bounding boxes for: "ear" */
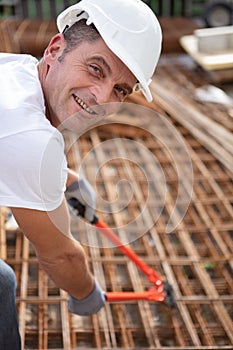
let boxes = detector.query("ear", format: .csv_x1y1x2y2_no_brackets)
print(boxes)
44,34,66,65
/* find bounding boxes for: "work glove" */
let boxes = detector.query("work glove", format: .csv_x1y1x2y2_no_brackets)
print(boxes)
68,280,106,316
65,177,96,223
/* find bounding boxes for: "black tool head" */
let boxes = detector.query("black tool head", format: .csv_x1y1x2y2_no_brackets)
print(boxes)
163,281,177,308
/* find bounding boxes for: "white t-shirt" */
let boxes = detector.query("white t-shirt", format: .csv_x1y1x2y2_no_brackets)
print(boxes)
0,53,68,211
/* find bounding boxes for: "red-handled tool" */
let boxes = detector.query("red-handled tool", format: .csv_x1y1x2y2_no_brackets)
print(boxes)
95,218,163,288
68,198,176,307
106,287,164,302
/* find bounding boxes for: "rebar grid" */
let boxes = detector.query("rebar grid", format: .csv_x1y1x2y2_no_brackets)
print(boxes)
0,57,233,350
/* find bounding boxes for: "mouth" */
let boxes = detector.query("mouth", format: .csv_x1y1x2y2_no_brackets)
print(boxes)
72,94,97,115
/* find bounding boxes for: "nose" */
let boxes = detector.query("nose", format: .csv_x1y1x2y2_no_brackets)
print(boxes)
91,81,115,105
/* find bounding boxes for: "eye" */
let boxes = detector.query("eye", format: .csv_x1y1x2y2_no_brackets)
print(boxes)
115,86,127,97
89,64,102,76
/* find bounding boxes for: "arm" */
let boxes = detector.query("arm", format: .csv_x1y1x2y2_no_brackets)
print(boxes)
11,199,93,299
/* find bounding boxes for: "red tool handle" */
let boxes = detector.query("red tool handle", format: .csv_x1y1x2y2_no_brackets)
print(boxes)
67,198,175,306
68,198,163,287
95,218,163,288
106,287,164,302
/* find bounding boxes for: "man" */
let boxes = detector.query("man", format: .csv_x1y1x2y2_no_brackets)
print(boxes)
0,0,162,348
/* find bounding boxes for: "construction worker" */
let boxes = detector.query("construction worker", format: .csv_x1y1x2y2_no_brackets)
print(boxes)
0,0,162,348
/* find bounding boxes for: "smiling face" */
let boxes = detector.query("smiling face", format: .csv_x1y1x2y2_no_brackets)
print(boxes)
39,32,137,129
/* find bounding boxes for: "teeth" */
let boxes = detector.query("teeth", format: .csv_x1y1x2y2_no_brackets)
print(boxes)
73,94,96,115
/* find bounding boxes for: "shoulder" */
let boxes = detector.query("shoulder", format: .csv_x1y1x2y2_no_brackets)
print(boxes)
0,53,43,110
0,52,38,67
0,53,38,78
0,126,68,211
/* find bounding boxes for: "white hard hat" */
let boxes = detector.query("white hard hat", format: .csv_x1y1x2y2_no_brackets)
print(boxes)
57,0,162,102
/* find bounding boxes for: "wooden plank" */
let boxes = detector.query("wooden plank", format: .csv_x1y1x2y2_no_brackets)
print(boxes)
180,34,233,70
150,80,233,173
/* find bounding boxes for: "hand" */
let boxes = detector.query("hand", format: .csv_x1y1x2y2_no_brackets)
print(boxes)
65,177,96,222
68,280,106,316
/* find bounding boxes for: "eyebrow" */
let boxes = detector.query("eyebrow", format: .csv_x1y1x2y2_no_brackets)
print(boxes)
91,56,111,75
90,56,134,95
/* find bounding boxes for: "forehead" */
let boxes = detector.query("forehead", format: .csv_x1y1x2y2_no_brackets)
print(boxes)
70,38,137,84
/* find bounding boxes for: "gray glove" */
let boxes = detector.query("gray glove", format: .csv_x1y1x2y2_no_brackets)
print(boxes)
68,280,106,316
65,177,96,222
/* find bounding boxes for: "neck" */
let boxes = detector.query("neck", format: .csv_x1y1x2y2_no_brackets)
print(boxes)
37,58,47,85
37,59,53,124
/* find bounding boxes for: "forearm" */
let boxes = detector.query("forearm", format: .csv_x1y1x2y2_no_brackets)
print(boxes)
36,237,94,299
11,200,94,299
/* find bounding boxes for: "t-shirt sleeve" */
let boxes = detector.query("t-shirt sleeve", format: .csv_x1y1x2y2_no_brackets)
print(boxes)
0,128,68,211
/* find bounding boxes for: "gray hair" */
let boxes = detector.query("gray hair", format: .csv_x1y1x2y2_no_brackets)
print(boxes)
58,19,100,62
